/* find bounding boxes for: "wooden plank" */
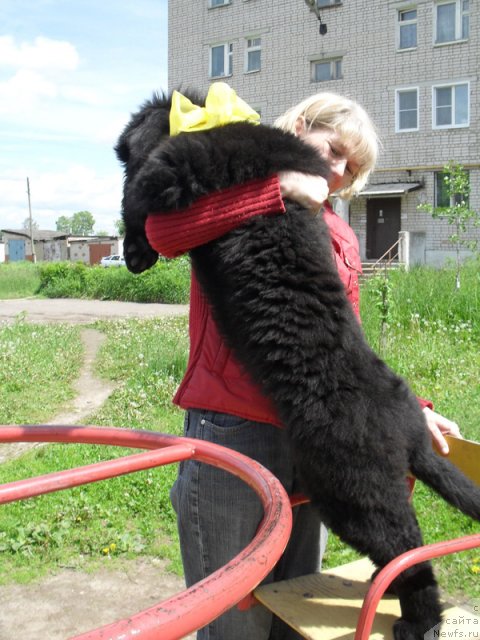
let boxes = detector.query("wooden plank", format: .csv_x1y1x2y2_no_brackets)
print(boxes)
442,436,480,486
255,558,480,640
255,559,399,640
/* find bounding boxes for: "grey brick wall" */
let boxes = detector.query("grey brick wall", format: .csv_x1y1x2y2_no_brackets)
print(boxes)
169,0,479,264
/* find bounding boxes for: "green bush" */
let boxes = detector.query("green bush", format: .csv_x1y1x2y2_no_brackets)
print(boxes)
37,257,190,304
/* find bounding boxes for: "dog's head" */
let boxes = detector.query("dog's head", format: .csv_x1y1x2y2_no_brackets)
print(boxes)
115,88,207,273
115,88,206,182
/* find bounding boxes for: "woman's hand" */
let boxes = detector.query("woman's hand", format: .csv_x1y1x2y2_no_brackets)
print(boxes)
423,407,462,455
278,171,329,213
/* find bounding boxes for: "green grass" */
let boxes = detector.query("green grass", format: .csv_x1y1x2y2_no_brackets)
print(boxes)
37,257,191,304
0,320,83,423
352,259,480,598
0,316,188,584
0,262,41,299
0,258,191,304
0,263,479,599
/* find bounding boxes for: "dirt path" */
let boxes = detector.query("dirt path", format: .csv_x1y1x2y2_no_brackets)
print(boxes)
0,558,188,640
0,303,193,640
0,328,116,464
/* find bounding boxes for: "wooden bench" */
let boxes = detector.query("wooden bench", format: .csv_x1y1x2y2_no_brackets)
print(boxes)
255,435,480,639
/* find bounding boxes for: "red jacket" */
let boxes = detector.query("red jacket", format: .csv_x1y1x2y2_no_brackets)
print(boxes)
145,176,431,425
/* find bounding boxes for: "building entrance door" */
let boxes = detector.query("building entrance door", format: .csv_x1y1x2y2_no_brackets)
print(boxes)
366,198,401,260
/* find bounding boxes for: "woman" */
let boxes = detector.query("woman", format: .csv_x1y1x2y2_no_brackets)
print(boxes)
145,91,460,640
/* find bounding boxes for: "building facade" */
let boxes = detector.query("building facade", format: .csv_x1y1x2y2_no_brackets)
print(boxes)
168,0,479,265
1,229,121,265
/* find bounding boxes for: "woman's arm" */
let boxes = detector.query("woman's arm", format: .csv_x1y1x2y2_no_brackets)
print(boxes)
145,172,329,258
146,176,285,258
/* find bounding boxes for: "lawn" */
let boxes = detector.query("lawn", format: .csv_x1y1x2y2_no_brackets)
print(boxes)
0,261,478,599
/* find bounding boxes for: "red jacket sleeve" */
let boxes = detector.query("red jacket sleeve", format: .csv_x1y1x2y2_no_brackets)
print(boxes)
417,397,434,410
145,175,285,258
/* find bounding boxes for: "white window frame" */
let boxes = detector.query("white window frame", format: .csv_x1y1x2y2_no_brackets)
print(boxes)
397,7,417,50
434,0,469,44
311,58,342,83
434,169,470,207
209,0,231,8
316,0,342,7
395,87,419,132
209,42,233,79
245,37,261,73
432,81,470,129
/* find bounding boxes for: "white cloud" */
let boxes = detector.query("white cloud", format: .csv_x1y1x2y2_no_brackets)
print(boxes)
0,35,80,71
0,68,58,108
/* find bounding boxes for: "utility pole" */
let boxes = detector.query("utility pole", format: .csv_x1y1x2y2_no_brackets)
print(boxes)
26,177,37,263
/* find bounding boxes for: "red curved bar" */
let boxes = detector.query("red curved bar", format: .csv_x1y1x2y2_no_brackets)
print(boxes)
354,533,480,640
0,425,293,640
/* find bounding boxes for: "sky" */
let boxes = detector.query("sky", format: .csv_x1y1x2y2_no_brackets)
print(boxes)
0,0,168,235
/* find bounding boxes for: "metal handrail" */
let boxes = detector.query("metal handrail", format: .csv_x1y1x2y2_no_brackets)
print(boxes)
355,534,480,640
0,425,293,640
371,238,401,272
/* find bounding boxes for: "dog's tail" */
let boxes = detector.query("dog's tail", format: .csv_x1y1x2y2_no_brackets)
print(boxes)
410,448,480,521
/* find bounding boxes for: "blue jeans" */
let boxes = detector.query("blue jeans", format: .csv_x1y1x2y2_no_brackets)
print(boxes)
170,409,328,639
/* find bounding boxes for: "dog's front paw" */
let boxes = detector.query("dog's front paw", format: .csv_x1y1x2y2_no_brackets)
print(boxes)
124,232,158,274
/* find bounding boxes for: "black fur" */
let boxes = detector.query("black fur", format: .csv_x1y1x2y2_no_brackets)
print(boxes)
116,91,480,639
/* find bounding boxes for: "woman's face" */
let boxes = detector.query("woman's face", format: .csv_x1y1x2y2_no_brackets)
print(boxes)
295,119,360,194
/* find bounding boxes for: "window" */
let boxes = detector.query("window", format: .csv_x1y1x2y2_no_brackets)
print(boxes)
435,171,469,207
245,37,261,73
433,83,469,128
435,0,469,43
398,8,417,49
396,88,419,131
210,43,233,78
312,58,342,82
317,0,342,6
210,0,230,6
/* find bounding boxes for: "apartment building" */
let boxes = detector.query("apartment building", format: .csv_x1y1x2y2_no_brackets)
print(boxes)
168,0,479,265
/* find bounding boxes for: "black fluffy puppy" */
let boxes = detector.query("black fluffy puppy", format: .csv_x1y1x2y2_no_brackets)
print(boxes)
116,91,480,640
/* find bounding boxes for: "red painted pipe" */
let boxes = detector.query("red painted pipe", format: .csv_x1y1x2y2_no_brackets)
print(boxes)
355,533,480,640
0,425,293,640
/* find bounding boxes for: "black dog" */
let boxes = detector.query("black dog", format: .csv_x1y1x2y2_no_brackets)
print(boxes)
116,90,480,640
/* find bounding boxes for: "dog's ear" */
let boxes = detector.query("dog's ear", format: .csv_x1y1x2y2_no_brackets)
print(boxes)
115,92,173,172
115,132,130,164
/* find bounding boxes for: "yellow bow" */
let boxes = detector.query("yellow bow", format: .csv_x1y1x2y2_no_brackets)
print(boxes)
169,82,260,136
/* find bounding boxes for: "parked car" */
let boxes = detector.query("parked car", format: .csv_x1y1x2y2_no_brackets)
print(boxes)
100,254,126,267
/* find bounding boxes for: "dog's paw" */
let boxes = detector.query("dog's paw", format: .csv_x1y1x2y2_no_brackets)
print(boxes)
124,232,158,274
393,619,418,640
393,618,440,640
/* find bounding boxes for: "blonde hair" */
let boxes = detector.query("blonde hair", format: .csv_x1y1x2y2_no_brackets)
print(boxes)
274,92,379,199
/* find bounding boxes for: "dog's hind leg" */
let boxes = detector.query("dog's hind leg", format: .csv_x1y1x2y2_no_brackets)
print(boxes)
321,492,442,640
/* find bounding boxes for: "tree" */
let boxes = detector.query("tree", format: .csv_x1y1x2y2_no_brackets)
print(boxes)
71,211,95,236
23,217,39,232
114,218,125,236
56,215,72,234
418,162,479,289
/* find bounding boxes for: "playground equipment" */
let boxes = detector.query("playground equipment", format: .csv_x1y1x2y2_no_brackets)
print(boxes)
0,424,292,639
1,426,479,639
255,435,480,639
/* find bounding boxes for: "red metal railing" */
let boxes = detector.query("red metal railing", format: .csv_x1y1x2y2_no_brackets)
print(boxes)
355,534,480,640
2,425,478,639
0,425,293,640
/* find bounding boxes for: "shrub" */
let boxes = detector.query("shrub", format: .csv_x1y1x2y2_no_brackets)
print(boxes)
37,257,190,304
